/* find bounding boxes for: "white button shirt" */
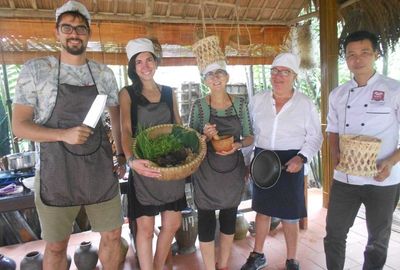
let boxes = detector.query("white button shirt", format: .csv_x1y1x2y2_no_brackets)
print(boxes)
327,72,400,186
250,90,323,162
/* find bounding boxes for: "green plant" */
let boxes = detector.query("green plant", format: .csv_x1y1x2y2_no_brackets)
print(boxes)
135,125,199,166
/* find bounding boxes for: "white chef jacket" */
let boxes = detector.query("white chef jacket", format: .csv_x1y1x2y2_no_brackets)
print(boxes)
250,90,323,162
326,72,400,186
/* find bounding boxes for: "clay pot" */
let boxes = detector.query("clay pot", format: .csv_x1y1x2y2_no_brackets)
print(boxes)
234,212,249,240
0,254,16,270
74,241,98,270
20,251,43,270
211,135,234,152
175,208,198,254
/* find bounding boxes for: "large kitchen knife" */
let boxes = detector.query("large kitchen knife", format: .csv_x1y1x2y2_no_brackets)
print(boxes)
82,94,107,128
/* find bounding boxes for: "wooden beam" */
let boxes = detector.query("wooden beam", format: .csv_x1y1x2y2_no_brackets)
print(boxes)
166,0,173,17
145,0,154,18
8,0,15,9
320,0,338,208
30,0,37,10
243,0,254,19
267,0,281,21
288,11,318,25
0,19,289,65
0,51,275,66
0,8,288,25
113,0,118,14
340,0,361,9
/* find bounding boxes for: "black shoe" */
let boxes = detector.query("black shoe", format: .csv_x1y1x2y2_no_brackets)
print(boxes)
240,252,267,270
285,259,300,270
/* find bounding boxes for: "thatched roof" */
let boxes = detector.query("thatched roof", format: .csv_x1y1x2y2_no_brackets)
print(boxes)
0,0,310,65
338,0,400,55
0,0,399,65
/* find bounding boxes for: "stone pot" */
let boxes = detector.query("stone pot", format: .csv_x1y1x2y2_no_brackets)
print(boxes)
234,212,249,240
20,251,43,270
175,208,198,254
0,254,16,270
74,241,98,270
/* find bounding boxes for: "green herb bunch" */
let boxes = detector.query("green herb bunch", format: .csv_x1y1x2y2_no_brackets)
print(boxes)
134,125,200,166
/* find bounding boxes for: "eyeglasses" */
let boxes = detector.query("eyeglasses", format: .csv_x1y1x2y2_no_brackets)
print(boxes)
204,69,228,80
59,24,89,35
270,68,293,77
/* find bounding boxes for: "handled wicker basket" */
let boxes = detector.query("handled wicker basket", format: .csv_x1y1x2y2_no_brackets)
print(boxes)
336,134,382,177
132,124,206,180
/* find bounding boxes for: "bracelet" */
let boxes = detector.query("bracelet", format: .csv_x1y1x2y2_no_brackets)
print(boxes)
127,156,135,163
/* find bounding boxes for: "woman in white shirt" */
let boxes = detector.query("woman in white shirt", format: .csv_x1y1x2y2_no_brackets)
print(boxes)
241,53,323,270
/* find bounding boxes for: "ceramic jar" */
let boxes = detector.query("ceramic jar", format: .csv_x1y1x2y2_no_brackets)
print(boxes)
234,212,249,240
175,208,198,254
74,241,98,270
20,251,43,270
0,254,16,270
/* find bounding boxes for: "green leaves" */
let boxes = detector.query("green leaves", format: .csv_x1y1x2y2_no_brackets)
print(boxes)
135,125,199,164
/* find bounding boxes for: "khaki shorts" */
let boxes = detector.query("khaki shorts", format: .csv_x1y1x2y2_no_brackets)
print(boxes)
34,176,124,242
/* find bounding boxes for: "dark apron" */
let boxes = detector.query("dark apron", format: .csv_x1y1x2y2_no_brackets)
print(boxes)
39,60,118,206
252,148,307,219
193,106,245,210
131,102,186,206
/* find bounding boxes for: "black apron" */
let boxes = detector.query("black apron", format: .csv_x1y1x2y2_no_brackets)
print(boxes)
39,60,118,206
192,101,245,210
130,94,186,206
252,148,307,219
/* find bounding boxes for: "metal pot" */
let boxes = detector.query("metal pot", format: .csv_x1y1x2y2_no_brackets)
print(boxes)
6,151,36,170
250,150,287,189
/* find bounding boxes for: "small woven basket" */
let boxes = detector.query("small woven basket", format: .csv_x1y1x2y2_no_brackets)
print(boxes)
132,124,206,180
336,134,382,177
192,35,225,73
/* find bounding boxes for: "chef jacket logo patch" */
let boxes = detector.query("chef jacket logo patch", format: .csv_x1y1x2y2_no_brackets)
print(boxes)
371,90,385,103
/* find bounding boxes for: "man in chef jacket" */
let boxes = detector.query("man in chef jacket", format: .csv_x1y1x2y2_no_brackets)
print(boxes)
324,30,400,270
12,1,125,269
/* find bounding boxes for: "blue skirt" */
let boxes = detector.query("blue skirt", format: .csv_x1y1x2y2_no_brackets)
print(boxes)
252,148,307,219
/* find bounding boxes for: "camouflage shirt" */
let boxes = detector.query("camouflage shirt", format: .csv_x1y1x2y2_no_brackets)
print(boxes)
14,55,119,124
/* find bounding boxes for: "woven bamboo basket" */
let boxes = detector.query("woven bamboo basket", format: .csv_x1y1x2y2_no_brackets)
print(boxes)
192,35,225,73
132,124,206,180
336,134,382,177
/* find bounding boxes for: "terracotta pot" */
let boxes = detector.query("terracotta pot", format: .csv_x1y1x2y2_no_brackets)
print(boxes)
211,135,234,152
20,251,43,270
0,254,16,270
74,241,98,270
175,208,198,254
234,212,249,240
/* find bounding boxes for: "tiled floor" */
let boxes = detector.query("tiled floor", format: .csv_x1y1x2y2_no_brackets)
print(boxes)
1,188,400,270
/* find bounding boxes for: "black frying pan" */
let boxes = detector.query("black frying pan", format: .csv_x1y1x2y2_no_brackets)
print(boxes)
250,149,287,189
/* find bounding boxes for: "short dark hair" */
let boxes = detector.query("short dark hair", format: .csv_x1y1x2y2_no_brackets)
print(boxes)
343,30,379,52
56,11,90,30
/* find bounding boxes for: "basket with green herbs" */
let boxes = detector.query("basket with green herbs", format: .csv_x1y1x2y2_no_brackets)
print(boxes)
132,124,206,180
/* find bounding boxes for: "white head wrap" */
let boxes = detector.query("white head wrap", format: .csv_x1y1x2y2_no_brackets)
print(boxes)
126,38,155,61
271,52,301,74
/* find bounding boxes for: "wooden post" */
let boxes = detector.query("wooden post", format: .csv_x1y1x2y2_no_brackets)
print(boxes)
299,175,308,230
320,1,339,208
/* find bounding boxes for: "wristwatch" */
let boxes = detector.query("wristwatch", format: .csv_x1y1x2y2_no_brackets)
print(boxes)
297,153,308,163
